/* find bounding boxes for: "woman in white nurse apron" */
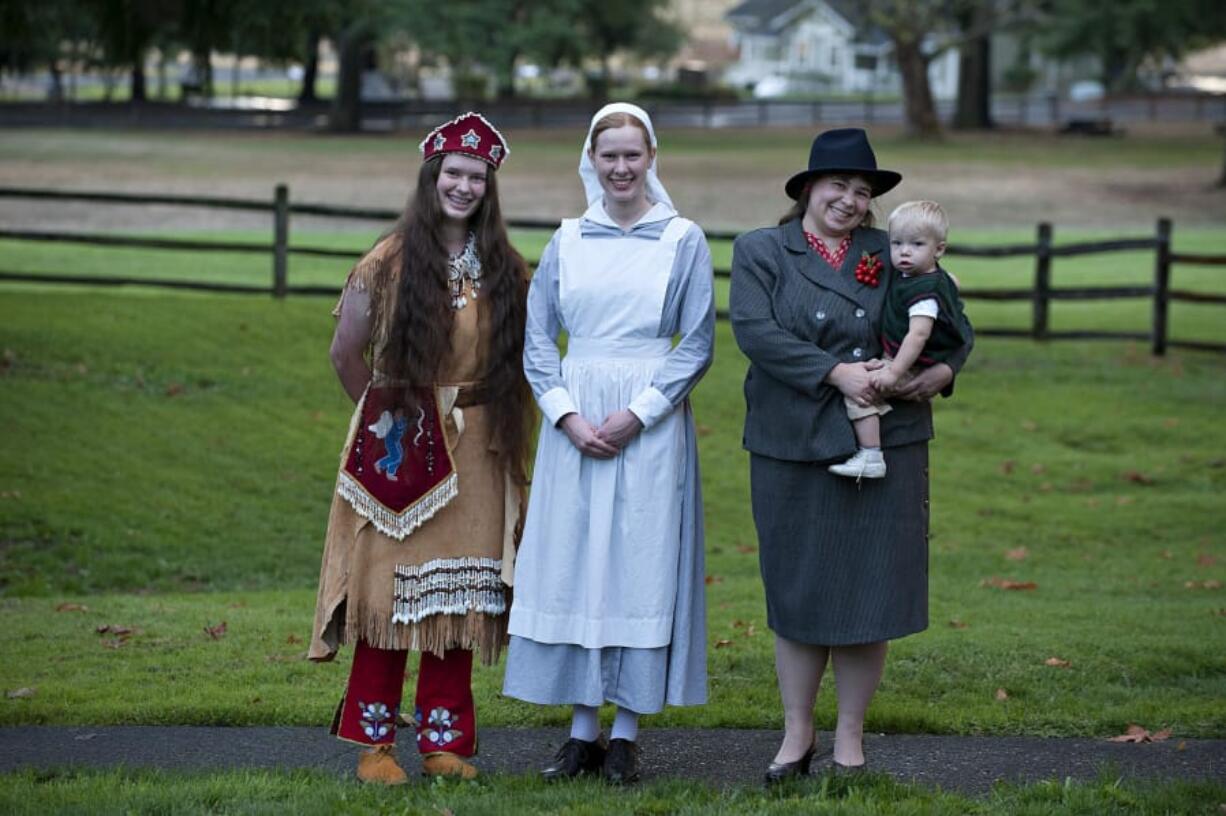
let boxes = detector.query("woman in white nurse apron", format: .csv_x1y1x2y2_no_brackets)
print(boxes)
502,103,715,784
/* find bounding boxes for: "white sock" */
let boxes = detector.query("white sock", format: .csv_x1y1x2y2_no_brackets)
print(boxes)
569,704,599,742
862,446,881,452
610,707,639,742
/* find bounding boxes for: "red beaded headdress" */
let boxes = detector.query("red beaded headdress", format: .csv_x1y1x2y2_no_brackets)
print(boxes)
419,111,510,170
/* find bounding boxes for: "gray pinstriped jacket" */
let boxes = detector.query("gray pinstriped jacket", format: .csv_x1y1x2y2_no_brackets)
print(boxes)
729,218,973,464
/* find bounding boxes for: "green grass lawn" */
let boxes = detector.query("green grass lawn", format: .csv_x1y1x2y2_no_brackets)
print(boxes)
0,273,1223,738
2,767,1224,815
2,225,1224,344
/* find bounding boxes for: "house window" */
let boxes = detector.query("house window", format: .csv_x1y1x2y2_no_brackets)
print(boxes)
855,54,877,71
831,48,839,68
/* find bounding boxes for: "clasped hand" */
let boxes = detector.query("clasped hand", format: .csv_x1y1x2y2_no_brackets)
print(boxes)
560,409,643,459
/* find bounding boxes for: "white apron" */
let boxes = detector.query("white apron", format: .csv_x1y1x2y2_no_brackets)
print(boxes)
509,216,692,649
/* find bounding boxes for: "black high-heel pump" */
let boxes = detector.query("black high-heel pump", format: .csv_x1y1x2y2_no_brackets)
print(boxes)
764,742,817,785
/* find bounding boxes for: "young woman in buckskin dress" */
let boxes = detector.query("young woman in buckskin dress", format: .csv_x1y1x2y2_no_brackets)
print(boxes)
309,112,532,785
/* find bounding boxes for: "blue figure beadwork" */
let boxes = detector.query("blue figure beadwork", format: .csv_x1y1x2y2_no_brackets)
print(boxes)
368,409,408,481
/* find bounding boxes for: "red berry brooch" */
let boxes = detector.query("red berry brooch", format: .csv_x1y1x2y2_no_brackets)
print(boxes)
854,250,883,287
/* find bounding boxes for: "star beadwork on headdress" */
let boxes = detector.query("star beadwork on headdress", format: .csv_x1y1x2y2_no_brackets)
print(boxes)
460,129,481,149
433,134,446,151
488,145,502,161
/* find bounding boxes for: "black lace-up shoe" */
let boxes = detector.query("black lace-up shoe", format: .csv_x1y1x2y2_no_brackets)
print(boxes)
602,738,641,785
541,737,606,781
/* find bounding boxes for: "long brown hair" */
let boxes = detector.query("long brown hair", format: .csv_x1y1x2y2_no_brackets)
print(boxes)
382,155,533,487
778,175,878,229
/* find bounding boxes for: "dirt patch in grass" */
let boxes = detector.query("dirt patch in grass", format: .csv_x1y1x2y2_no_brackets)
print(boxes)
1,124,1222,233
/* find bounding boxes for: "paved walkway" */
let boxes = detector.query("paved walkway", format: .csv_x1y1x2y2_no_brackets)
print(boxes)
2,727,1223,793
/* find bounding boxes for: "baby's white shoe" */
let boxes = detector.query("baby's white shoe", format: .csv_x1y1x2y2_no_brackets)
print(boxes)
828,448,886,479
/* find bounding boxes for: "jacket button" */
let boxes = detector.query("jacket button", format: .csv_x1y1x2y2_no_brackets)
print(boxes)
855,308,866,318
815,310,826,321
852,348,863,358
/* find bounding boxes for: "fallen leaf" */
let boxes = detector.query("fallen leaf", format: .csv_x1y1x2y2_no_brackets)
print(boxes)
999,460,1016,475
948,619,969,629
1214,608,1226,617
204,621,227,640
1108,724,1171,744
75,363,88,375
438,808,456,816
1177,740,1187,751
1031,464,1046,476
994,688,1008,701
1109,724,1151,743
704,575,723,585
1116,496,1135,506
1121,470,1154,485
1187,580,1224,590
228,601,248,609
1038,482,1053,493
696,424,713,437
745,624,757,637
1197,553,1217,567
714,639,733,649
731,620,746,628
1085,498,1101,508
286,634,303,645
981,577,1038,591
1021,420,1038,432
1004,547,1029,562
5,687,35,699
55,603,88,612
1044,657,1071,668
165,383,185,397
101,638,126,649
736,544,757,554
1159,549,1173,560
1162,417,1180,429
95,624,134,636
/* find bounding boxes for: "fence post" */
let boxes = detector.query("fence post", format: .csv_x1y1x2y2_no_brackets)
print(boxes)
1033,222,1052,340
1151,217,1172,356
273,183,289,298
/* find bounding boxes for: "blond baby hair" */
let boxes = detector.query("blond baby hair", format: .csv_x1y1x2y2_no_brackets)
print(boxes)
888,200,948,242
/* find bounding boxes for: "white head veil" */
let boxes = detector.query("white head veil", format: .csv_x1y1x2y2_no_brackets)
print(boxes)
578,102,674,210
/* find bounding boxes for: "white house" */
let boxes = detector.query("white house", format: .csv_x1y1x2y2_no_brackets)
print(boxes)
723,0,960,99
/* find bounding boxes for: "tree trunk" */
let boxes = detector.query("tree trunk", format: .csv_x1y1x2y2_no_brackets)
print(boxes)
496,48,519,100
587,53,610,101
892,35,940,137
330,22,371,132
157,51,168,99
298,29,320,103
1217,131,1226,188
131,55,147,102
48,61,64,103
953,8,992,130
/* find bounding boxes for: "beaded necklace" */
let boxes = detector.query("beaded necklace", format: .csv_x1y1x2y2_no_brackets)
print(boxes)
447,232,482,310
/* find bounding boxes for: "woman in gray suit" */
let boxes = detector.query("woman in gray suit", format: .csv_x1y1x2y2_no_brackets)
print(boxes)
729,129,972,781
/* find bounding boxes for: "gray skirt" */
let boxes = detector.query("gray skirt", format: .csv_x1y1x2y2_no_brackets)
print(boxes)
750,441,929,646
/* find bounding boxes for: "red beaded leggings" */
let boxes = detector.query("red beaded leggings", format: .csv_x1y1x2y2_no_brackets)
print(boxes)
332,640,476,757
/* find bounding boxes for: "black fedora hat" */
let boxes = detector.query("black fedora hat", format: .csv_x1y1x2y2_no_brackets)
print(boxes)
784,128,902,200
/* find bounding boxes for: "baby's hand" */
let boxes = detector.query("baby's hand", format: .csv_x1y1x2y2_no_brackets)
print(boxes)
872,368,900,393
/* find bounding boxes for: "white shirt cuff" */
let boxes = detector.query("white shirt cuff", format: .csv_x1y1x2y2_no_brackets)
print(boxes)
627,386,674,430
538,386,579,427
